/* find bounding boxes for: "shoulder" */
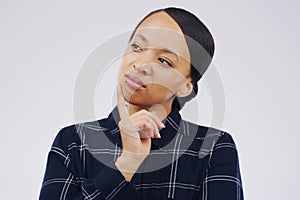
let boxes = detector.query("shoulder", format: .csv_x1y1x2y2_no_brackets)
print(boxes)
52,119,108,150
183,120,236,143
51,124,77,148
182,120,239,157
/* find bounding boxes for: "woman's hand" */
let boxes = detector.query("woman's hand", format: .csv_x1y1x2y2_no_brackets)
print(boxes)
115,84,165,181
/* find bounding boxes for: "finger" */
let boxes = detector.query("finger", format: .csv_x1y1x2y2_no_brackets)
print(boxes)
131,109,165,130
117,83,130,120
119,120,140,139
134,119,153,138
135,119,153,132
136,118,160,139
149,111,165,130
139,130,152,139
150,118,160,138
151,119,159,137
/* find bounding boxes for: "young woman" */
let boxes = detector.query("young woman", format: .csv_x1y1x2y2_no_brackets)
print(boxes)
39,7,244,200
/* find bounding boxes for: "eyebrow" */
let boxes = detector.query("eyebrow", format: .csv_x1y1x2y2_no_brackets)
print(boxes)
135,34,148,43
161,48,179,61
134,34,179,61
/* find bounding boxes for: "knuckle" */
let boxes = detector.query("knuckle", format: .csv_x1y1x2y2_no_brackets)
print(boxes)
141,109,148,114
144,117,151,123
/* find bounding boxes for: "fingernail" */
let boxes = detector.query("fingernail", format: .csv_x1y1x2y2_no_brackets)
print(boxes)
161,123,165,128
157,132,161,138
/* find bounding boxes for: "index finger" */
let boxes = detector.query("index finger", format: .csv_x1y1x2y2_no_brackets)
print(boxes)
117,83,130,120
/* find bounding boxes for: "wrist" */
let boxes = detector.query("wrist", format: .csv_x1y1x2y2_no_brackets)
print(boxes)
115,152,147,181
116,152,145,172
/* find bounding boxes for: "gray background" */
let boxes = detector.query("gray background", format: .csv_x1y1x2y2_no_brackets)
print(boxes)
1,0,299,199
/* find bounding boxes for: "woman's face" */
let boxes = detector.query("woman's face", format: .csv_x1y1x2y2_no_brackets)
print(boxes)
118,11,193,108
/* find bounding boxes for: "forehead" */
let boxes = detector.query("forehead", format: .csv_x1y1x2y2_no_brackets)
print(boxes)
133,11,190,62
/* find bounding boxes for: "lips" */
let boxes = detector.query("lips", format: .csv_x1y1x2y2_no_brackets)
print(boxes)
124,74,146,89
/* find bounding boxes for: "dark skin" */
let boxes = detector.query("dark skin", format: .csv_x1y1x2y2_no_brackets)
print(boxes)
115,11,193,181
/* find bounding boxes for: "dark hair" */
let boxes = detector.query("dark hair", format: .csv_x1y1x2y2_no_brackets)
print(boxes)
129,7,215,111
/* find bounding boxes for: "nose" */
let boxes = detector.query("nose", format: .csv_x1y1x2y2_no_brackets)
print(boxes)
132,54,153,75
133,64,150,75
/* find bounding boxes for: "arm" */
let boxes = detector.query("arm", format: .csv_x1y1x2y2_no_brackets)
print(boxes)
39,128,141,200
39,83,163,199
199,132,244,200
115,84,164,182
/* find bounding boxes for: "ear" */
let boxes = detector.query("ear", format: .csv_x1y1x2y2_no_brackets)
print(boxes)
177,80,193,98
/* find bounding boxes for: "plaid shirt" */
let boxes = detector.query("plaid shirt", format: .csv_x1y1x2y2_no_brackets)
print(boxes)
39,106,244,200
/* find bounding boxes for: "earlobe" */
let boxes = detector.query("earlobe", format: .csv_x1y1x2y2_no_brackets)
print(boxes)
178,82,193,97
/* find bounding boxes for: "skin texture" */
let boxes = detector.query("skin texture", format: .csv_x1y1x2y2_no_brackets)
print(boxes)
115,11,193,181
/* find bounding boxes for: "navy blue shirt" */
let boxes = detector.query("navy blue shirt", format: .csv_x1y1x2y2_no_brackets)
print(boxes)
39,105,244,199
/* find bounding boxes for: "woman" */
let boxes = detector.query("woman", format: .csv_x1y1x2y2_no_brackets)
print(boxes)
39,7,244,200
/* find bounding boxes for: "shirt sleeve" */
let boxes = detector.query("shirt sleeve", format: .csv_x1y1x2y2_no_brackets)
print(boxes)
39,127,141,200
198,132,244,200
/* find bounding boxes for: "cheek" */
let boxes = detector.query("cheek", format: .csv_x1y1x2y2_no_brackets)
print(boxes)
152,69,185,93
117,53,134,81
117,67,125,82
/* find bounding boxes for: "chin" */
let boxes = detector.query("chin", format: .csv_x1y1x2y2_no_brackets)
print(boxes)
128,99,149,106
127,96,154,106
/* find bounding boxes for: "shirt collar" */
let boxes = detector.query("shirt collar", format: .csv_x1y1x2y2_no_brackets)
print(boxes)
100,105,182,149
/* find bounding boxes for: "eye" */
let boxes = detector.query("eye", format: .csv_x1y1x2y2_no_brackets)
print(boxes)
130,43,143,52
158,57,173,67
